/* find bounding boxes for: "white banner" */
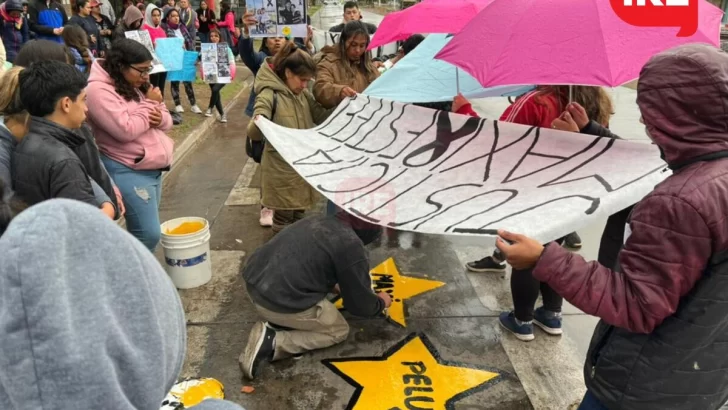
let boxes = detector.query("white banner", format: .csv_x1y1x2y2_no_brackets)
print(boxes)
255,95,668,243
312,29,399,59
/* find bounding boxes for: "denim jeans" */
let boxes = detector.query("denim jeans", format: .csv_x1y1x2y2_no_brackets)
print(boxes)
578,390,609,410
101,156,163,252
198,32,210,44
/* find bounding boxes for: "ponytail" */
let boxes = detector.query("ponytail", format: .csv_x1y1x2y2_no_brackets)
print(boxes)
271,41,316,82
0,67,29,125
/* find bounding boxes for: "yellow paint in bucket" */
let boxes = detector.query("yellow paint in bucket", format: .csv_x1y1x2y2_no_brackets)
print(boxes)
166,221,205,235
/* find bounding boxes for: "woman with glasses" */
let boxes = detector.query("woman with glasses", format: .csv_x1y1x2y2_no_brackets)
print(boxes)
85,38,174,252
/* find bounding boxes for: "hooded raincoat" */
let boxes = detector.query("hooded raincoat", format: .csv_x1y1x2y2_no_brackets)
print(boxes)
246,58,332,210
0,199,244,410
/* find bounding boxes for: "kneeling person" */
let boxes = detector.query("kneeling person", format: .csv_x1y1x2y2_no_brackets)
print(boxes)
240,212,392,380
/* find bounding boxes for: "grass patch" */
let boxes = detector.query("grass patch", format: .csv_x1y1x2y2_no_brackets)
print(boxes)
308,4,321,15
166,79,246,142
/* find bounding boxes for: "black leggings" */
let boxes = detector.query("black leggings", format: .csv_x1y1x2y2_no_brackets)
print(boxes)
171,81,196,106
511,236,566,322
149,72,167,97
208,83,226,115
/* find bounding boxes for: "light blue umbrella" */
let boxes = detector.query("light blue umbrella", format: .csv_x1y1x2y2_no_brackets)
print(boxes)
364,34,534,103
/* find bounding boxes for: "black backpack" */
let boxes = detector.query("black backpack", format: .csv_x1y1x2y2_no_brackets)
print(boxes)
245,93,277,164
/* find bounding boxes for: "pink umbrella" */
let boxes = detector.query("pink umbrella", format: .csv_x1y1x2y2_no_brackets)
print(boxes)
435,0,723,88
367,0,493,50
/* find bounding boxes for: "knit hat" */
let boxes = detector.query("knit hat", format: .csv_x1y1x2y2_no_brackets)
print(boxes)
5,0,24,12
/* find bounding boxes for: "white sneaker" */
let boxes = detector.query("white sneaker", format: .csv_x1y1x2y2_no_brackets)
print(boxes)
204,108,213,117
175,105,185,113
259,208,273,227
220,114,227,123
190,105,203,114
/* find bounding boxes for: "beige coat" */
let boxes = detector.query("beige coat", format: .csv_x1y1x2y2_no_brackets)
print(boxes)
313,46,379,109
246,58,333,210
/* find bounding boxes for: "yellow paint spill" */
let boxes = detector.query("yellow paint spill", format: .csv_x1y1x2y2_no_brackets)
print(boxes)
168,378,225,407
166,221,205,235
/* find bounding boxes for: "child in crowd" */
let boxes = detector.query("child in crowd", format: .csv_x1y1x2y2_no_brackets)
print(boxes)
62,24,93,74
204,28,235,122
12,60,115,219
162,7,202,114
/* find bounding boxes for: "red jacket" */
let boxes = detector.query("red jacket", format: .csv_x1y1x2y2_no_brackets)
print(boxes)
533,44,728,410
456,91,562,127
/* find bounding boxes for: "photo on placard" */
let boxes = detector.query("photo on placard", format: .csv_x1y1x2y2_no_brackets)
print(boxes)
217,44,229,64
126,30,164,70
217,64,231,78
138,31,155,54
203,63,218,83
201,43,217,63
277,0,306,38
246,0,278,37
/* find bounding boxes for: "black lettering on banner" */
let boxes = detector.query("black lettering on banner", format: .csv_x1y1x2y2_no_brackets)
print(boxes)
403,111,481,168
284,97,666,237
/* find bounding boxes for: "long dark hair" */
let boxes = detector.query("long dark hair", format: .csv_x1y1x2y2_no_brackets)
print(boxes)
271,41,316,83
73,0,89,14
220,0,230,15
14,40,74,67
62,24,92,73
337,20,377,83
103,39,153,102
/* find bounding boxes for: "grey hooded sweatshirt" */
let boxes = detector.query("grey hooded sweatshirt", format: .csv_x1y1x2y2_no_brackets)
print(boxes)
0,199,244,410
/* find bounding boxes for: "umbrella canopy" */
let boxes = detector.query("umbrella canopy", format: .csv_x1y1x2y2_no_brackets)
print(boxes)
364,34,534,103
367,0,492,50
435,0,723,88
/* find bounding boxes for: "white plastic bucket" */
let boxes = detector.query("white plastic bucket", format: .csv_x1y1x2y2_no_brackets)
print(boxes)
160,217,212,289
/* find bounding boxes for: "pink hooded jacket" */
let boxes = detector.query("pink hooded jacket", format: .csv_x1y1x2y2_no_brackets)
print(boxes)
86,59,174,170
142,4,166,45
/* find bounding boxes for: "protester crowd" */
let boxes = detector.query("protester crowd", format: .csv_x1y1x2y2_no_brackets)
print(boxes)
1,0,728,409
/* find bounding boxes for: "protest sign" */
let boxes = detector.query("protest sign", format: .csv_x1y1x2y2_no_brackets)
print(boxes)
255,95,668,243
124,30,166,73
200,43,232,84
245,0,307,38
155,37,185,72
167,51,199,82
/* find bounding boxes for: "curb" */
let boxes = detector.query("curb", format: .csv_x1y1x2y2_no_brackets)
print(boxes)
164,79,253,181
117,78,253,228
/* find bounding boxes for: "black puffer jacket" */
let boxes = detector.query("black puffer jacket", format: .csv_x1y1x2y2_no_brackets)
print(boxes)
13,118,117,213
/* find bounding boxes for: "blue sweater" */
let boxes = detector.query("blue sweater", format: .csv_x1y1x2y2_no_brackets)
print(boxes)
238,35,268,118
28,0,67,43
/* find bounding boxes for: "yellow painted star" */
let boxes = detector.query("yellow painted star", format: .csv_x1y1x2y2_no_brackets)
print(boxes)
333,258,445,327
323,333,500,410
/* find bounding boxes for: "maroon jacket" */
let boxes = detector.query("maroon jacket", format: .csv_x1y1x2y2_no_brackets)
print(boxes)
533,44,728,409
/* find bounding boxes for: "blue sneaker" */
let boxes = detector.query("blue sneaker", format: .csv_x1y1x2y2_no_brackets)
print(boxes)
533,307,563,335
499,311,535,342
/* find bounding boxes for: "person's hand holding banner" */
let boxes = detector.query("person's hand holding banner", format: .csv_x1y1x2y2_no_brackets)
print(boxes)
495,230,545,270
